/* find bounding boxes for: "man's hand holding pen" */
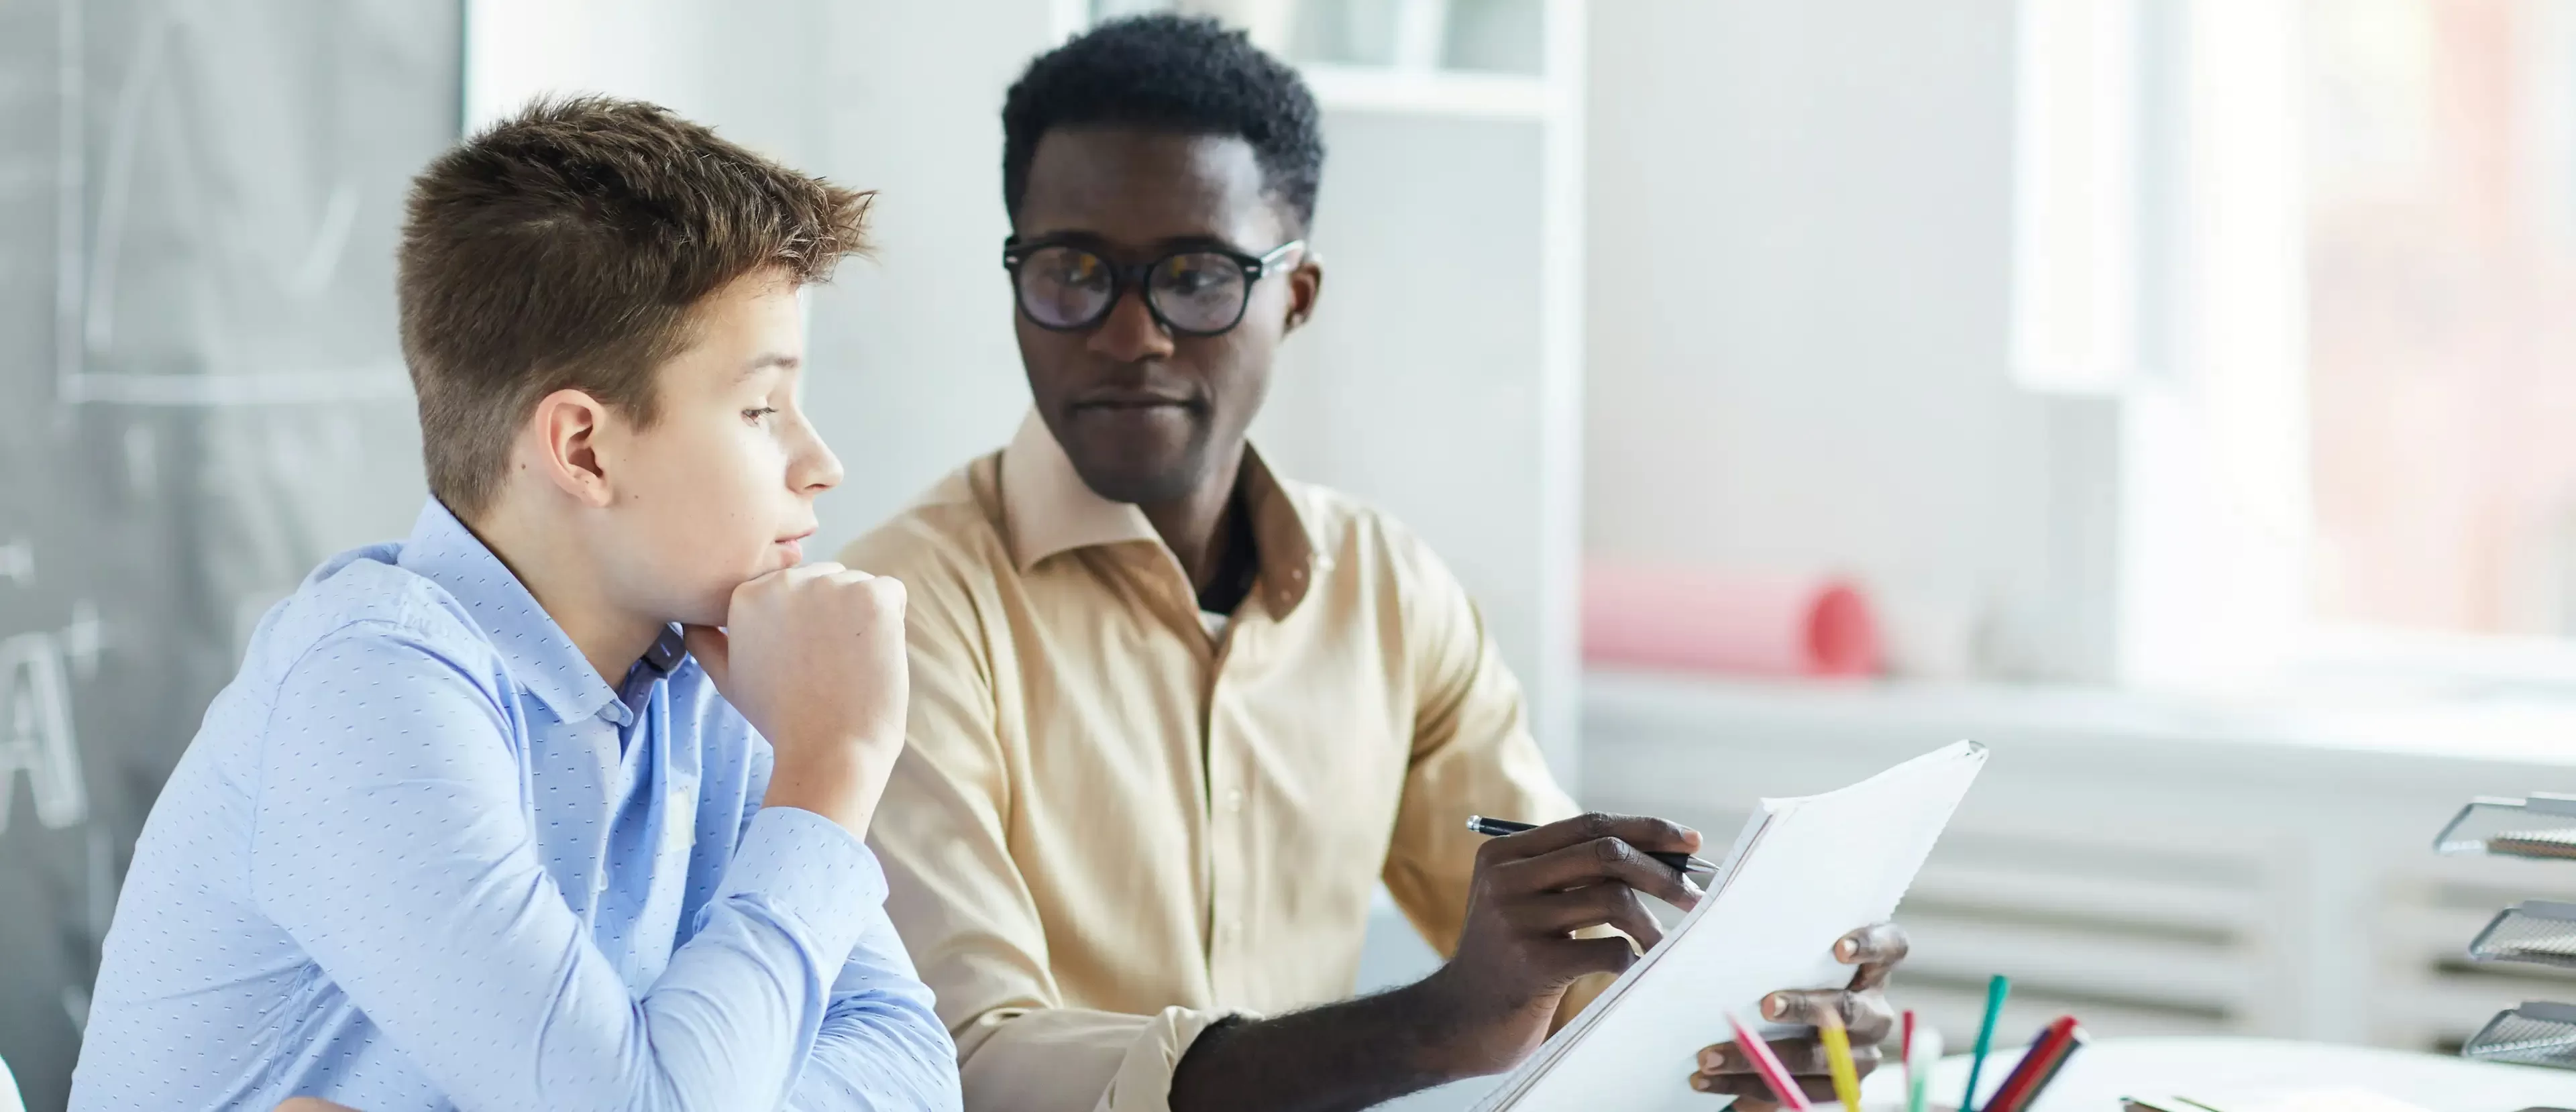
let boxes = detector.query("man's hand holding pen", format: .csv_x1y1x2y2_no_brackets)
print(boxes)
1417,811,1911,1105
1413,813,1707,1078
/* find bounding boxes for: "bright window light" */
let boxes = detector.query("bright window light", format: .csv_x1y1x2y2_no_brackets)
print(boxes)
2306,0,2576,643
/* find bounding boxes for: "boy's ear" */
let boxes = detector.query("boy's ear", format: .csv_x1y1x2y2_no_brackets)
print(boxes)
528,388,616,508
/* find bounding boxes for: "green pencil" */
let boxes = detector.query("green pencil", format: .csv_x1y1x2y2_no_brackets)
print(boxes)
1960,975,2010,1112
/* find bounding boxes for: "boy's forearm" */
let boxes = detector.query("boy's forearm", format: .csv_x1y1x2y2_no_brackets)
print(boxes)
762,746,892,836
790,1001,965,1111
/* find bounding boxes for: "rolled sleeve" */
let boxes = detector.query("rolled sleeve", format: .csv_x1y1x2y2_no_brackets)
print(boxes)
1093,1007,1231,1112
938,1003,1234,1112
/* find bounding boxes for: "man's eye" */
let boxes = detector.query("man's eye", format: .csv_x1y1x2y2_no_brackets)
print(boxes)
743,406,779,424
1161,257,1232,294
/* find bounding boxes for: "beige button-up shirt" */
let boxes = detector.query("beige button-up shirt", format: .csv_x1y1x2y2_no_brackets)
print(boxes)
844,415,1579,1112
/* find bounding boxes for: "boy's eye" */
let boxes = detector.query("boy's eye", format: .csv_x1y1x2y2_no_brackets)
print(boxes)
743,406,779,424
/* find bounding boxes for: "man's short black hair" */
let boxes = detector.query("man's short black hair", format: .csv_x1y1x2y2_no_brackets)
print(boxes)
1002,14,1324,230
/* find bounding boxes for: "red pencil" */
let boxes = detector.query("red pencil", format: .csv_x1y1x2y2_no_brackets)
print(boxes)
1982,1016,2087,1112
1724,1011,1814,1111
1901,1009,1919,1104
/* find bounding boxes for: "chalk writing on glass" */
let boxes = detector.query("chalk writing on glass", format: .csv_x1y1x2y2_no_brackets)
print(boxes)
0,628,87,834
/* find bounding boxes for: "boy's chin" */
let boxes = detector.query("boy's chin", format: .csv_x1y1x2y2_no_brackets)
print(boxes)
672,595,735,630
657,548,804,630
672,562,790,628
671,576,750,629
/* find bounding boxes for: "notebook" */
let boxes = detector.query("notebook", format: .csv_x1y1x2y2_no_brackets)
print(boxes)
1470,740,1989,1111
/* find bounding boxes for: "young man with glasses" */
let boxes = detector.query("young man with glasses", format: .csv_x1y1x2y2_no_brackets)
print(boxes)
843,16,1908,1111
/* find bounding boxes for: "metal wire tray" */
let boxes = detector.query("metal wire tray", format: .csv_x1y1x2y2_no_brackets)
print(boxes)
2461,999,2576,1070
2435,794,2576,860
2470,900,2576,970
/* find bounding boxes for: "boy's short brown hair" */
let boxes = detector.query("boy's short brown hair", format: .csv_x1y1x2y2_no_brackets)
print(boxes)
398,97,872,518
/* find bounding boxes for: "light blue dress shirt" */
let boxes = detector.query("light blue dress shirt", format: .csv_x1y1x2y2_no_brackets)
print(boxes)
70,500,961,1112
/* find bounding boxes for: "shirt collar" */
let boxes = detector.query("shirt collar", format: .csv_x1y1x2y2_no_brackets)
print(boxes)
397,497,645,723
997,410,1330,616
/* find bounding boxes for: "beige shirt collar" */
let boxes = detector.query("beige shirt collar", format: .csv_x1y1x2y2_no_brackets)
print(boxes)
997,410,1328,616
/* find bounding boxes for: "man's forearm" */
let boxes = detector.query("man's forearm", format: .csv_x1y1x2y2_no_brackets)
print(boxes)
1166,977,1477,1112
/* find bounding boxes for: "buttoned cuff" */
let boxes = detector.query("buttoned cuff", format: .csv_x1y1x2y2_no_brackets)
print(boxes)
716,805,888,968
1095,1005,1242,1112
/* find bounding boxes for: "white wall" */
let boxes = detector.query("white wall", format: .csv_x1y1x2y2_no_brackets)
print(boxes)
800,1,1057,557
1583,0,2119,680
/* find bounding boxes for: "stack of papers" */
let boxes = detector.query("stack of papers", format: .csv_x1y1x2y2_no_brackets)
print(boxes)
2129,1091,2437,1112
1471,741,1989,1111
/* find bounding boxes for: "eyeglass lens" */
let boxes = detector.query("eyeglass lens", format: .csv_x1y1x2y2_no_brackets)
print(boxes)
1014,245,1252,334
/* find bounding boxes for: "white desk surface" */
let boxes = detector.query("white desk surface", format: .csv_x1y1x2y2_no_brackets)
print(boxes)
1854,1037,2572,1111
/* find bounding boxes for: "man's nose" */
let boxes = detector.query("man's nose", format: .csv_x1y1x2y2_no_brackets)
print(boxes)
1087,287,1175,362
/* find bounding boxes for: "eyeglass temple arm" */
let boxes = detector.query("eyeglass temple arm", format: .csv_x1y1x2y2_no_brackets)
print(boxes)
1252,239,1307,276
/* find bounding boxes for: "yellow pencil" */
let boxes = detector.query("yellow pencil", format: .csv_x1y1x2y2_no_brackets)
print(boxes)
1817,1010,1865,1111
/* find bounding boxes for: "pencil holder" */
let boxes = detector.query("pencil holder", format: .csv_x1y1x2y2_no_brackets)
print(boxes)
2434,794,2576,859
2459,999,2576,1070
2469,900,2576,969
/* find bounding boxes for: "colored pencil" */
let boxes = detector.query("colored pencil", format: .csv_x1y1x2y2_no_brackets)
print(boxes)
1817,1010,1865,1111
1907,1027,1945,1112
1723,1011,1813,1111
1961,975,2010,1112
1982,1017,2086,1112
1900,1010,1917,1105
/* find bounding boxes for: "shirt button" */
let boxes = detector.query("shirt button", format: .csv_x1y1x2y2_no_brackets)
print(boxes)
1225,920,1243,938
1224,788,1245,813
592,873,610,895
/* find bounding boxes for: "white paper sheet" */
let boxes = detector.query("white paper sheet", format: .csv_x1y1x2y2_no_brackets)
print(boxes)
1471,741,1989,1111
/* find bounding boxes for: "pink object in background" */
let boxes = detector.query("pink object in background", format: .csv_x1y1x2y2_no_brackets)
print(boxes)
1582,561,1884,678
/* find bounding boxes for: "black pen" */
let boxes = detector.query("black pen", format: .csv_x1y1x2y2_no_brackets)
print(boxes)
1465,816,1719,875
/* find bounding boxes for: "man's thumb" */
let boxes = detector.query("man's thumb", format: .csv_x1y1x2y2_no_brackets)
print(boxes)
682,624,731,690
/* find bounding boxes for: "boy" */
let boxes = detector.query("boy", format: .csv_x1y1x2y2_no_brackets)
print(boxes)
68,98,960,1111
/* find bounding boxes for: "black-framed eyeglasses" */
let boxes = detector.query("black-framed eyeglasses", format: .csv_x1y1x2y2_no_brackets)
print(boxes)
1002,237,1306,337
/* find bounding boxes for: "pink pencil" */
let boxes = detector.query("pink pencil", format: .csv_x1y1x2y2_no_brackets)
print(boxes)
1725,1011,1815,1111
